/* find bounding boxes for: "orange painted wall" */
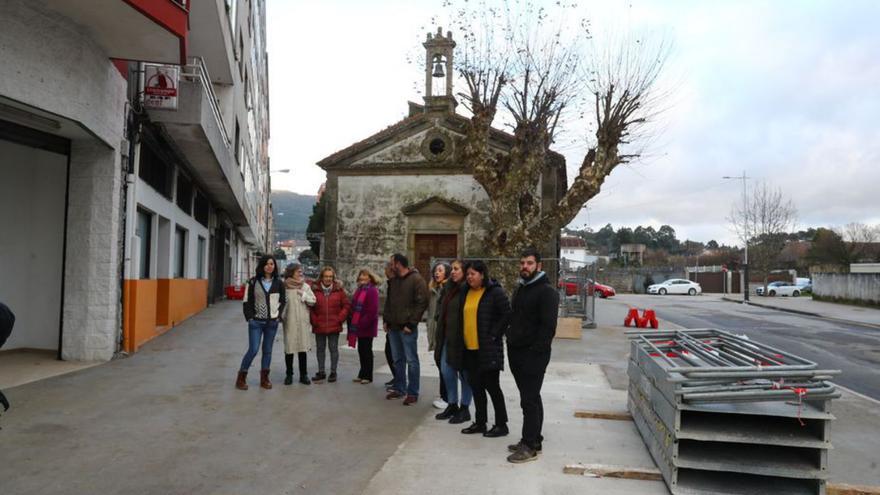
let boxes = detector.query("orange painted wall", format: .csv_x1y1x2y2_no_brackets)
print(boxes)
124,279,208,353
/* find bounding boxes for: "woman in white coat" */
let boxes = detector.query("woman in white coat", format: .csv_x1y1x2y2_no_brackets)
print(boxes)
282,264,317,385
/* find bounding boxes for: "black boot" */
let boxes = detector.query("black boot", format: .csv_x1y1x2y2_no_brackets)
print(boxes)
284,353,294,385
449,406,471,424
298,352,310,384
435,404,459,420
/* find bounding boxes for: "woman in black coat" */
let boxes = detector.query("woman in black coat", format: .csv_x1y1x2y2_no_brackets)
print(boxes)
459,260,511,438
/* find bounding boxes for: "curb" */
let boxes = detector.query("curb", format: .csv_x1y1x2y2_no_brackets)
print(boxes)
720,297,880,330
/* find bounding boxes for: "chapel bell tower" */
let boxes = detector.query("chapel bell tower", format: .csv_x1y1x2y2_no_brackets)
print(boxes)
423,27,457,113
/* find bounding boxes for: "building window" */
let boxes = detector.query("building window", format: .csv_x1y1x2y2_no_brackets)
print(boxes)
234,120,241,165
139,143,173,199
174,227,187,278
197,236,206,279
194,191,209,227
176,171,193,214
136,208,152,279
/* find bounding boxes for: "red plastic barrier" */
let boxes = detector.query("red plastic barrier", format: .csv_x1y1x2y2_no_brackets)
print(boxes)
642,309,659,329
225,285,246,300
624,308,640,327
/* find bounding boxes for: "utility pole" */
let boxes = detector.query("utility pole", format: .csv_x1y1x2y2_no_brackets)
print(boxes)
723,172,750,303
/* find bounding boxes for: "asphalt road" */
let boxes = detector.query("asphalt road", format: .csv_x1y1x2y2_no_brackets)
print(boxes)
612,294,880,401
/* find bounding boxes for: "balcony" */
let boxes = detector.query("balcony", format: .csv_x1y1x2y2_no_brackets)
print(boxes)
188,0,236,85
148,57,259,245
44,0,188,64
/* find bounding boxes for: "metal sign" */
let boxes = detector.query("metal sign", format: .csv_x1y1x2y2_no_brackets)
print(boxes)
143,64,179,110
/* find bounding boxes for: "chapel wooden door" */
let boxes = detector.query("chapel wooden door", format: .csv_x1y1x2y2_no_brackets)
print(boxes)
414,234,458,278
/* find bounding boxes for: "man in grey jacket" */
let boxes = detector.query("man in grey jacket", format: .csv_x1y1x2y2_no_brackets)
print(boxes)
383,253,430,405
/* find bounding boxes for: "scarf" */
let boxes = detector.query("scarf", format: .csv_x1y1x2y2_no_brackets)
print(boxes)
285,277,304,290
348,285,370,348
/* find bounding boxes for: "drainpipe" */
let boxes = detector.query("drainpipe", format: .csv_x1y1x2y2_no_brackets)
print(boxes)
117,62,145,356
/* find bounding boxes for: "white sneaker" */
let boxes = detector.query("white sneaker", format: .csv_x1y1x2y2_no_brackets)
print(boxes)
433,399,448,409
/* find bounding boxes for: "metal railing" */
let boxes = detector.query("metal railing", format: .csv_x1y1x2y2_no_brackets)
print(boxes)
181,56,231,146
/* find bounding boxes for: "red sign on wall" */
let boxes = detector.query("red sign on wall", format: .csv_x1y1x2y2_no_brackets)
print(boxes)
144,64,179,110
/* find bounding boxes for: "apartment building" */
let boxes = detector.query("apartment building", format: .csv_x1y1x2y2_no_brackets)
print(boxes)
0,0,271,360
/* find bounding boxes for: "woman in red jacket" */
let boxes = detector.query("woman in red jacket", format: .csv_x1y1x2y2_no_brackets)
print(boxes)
309,266,351,383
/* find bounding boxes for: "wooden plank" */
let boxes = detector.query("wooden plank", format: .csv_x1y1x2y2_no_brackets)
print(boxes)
563,463,663,481
574,410,633,421
555,317,582,340
828,484,880,495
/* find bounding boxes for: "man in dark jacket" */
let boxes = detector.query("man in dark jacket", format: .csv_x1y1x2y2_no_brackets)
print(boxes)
505,248,559,463
0,302,15,412
383,253,430,405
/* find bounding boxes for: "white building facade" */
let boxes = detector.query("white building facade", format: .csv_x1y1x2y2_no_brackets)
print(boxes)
0,0,272,360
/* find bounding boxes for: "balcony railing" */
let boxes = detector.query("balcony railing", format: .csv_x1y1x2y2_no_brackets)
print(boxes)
181,56,230,146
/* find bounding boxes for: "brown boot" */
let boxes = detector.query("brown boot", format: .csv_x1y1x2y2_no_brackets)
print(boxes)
235,371,248,390
260,369,272,390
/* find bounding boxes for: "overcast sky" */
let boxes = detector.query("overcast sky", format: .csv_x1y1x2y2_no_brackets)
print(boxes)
266,0,880,246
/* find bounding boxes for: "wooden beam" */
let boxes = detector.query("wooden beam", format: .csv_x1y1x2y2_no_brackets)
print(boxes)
573,411,633,421
563,464,663,481
828,484,880,495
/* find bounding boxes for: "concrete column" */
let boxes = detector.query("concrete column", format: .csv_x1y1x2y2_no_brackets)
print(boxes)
62,140,123,361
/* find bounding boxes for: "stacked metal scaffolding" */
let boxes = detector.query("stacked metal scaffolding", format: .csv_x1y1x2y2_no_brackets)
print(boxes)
626,329,840,495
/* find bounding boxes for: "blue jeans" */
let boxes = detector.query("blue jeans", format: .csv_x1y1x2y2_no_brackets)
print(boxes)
240,319,279,371
441,343,472,407
388,327,420,397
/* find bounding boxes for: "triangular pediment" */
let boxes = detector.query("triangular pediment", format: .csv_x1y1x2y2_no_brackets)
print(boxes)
316,104,514,171
402,196,470,216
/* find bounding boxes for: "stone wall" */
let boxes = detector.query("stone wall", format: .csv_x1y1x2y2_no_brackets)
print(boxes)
330,174,491,290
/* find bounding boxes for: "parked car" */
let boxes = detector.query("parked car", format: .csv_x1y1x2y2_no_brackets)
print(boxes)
755,281,788,296
795,277,813,293
587,279,616,298
647,279,702,296
558,278,616,298
757,282,803,297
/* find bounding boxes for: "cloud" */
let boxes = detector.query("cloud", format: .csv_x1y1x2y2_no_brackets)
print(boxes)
267,0,880,244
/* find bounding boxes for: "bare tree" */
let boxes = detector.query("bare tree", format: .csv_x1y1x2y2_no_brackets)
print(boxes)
727,181,797,291
838,222,880,262
443,1,670,282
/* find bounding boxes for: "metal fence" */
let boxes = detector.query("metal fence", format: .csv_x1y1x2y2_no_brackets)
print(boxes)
626,328,838,495
559,259,597,328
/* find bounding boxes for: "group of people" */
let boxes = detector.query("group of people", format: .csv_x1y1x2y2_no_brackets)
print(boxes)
235,248,559,464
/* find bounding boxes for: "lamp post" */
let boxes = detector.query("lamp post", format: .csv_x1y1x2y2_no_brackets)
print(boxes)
723,172,750,303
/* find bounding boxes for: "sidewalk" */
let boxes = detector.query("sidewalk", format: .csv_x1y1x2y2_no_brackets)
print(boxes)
362,303,667,495
710,293,880,328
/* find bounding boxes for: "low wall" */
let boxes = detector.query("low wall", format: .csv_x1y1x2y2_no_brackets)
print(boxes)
813,273,880,306
124,279,208,353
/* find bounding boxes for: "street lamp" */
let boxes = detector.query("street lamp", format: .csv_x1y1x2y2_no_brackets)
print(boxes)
723,172,750,303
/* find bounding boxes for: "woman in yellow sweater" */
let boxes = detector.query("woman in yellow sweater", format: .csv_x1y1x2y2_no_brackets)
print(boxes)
459,260,512,438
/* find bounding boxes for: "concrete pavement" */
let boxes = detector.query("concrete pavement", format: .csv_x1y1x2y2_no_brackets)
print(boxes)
0,299,667,495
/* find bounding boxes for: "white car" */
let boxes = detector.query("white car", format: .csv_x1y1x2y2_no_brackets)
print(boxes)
757,282,803,297
648,279,702,296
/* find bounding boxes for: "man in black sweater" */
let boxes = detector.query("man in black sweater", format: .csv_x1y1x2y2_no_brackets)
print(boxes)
505,248,559,463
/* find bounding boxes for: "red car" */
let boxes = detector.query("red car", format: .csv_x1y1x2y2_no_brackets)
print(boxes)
559,278,616,298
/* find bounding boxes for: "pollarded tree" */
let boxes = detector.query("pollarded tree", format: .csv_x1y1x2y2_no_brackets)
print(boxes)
445,1,670,280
